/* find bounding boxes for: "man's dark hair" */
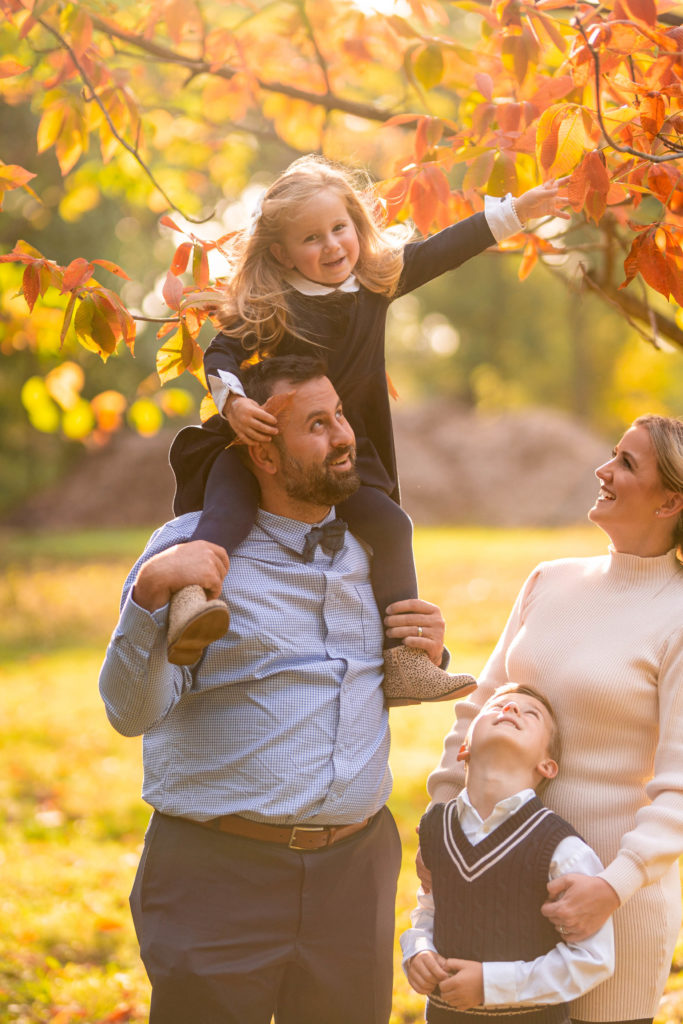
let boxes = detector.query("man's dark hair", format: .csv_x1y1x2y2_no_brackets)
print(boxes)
241,355,329,406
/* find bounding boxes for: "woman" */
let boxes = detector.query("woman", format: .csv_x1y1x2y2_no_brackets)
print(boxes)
426,414,683,1023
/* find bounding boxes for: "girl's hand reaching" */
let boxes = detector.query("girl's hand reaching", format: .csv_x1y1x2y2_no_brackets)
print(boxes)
225,395,279,443
515,179,570,223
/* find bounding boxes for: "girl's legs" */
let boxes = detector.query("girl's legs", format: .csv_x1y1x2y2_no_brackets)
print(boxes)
168,450,259,665
337,486,475,706
191,448,260,550
337,486,417,650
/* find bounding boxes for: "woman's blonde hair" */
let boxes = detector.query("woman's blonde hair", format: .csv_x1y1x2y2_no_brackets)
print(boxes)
635,413,683,556
215,155,413,354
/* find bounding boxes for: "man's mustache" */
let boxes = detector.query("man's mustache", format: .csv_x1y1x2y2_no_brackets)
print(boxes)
324,446,356,467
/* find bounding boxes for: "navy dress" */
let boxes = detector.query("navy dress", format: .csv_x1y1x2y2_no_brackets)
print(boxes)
170,213,495,623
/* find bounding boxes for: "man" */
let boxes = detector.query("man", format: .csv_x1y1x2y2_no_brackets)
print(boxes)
99,354,451,1024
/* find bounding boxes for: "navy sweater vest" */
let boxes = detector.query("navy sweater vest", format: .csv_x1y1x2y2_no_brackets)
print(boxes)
420,796,579,1024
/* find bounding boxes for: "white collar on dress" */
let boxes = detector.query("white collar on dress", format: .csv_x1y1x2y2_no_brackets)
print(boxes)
284,269,359,296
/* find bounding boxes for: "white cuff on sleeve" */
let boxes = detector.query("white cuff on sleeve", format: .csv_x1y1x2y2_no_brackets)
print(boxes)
208,370,246,419
483,960,520,1006
484,193,524,243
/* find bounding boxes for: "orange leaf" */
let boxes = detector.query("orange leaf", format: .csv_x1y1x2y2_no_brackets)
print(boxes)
193,244,210,288
386,373,399,401
160,214,182,231
518,239,538,281
171,242,192,275
91,259,130,280
62,257,93,292
22,264,40,312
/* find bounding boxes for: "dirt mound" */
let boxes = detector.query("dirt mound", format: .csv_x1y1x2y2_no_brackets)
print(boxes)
395,403,607,526
6,406,607,529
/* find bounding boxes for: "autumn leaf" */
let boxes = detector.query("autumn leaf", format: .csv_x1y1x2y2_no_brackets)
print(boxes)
162,269,184,311
171,242,193,275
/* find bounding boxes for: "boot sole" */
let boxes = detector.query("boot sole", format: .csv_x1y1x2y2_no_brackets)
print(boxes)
385,678,477,708
168,606,230,665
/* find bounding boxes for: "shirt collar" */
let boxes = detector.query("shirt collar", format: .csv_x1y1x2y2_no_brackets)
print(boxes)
255,506,338,559
284,269,359,296
457,787,537,827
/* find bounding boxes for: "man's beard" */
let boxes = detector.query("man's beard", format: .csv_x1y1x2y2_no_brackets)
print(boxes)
281,446,360,506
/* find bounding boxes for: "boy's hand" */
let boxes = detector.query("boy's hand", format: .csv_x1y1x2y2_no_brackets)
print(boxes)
515,180,570,223
406,951,450,995
438,959,484,1009
225,394,279,443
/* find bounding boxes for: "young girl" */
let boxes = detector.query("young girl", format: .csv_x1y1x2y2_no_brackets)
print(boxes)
168,155,566,704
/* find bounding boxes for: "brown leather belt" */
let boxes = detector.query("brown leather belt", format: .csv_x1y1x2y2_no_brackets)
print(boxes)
196,812,374,851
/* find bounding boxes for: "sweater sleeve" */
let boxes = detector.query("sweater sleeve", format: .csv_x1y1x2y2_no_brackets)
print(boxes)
600,624,683,903
427,566,543,806
397,213,495,295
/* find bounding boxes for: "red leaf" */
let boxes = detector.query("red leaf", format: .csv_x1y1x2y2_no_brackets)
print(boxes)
162,270,184,311
171,242,192,275
61,257,93,292
160,214,182,231
22,264,40,312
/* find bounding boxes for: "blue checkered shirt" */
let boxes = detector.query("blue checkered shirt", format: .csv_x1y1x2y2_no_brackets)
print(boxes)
98,508,391,825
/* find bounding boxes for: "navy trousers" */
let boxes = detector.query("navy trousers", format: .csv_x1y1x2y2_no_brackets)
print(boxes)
130,807,402,1024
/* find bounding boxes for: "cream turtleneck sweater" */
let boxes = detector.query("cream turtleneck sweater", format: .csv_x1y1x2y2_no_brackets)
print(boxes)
428,547,683,1020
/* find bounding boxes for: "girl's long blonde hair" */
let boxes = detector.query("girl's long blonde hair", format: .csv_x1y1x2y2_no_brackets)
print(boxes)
216,155,414,354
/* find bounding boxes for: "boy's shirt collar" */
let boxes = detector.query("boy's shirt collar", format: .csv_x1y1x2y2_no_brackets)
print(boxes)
457,787,537,843
284,268,359,296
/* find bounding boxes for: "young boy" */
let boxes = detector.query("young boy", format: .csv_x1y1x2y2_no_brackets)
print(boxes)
401,684,614,1023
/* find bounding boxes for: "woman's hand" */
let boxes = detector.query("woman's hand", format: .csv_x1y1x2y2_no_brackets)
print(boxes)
384,599,446,665
416,846,433,893
541,873,620,943
516,179,570,223
225,395,279,443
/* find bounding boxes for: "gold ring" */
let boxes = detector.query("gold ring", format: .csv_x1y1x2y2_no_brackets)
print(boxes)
417,626,423,637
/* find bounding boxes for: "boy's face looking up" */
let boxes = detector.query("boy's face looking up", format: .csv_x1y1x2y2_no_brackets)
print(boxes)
459,688,559,791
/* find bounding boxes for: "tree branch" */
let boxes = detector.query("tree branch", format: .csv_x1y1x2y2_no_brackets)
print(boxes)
89,13,395,124
35,15,217,224
574,16,683,164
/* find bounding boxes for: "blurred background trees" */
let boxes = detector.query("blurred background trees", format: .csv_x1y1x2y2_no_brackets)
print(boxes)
2,0,683,516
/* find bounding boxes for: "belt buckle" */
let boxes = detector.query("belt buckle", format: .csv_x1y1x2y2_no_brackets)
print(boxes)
288,825,328,850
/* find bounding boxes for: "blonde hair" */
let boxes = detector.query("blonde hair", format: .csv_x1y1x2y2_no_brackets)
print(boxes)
634,414,683,557
215,155,413,355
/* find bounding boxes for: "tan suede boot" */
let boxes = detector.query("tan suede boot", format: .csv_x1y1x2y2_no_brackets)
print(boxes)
167,584,230,665
382,646,476,707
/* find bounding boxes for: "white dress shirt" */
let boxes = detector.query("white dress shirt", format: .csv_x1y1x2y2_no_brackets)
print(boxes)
400,788,615,1007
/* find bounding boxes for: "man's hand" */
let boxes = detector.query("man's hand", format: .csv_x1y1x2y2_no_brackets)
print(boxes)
133,542,230,612
225,394,279,443
383,599,446,665
541,873,619,943
405,951,450,995
438,960,484,1009
416,847,433,894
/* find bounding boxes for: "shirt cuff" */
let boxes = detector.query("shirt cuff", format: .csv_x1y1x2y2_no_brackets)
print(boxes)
484,194,524,243
208,370,246,418
119,588,169,647
400,931,438,970
483,961,519,1006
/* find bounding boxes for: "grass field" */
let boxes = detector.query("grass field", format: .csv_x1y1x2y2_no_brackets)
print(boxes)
1,525,681,1023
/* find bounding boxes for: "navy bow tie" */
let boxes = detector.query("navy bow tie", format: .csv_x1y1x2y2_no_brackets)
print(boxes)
302,518,347,562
